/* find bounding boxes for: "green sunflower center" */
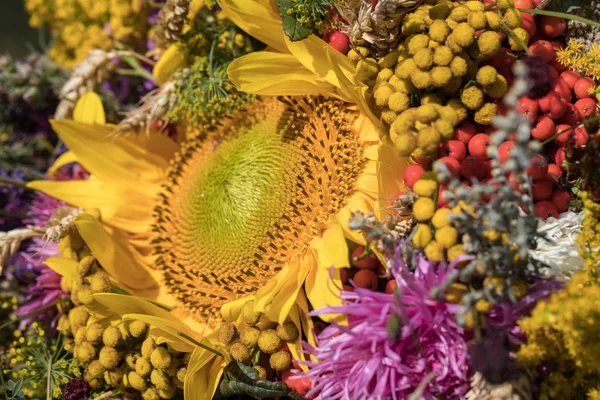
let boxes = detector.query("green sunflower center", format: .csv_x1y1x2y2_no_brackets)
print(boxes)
154,98,365,323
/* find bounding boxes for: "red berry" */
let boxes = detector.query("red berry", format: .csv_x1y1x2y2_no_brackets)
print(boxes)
574,125,589,146
532,177,553,200
549,58,568,74
385,279,397,294
353,269,379,290
437,184,449,208
498,141,517,164
559,104,582,126
540,16,567,38
411,155,432,166
461,156,488,180
340,268,349,284
282,371,312,396
488,48,514,76
539,91,567,119
554,124,574,145
534,200,559,220
343,285,354,292
514,0,534,7
351,246,379,270
574,77,596,99
554,146,567,170
527,155,549,180
529,40,555,63
550,40,565,53
553,78,572,103
559,70,582,89
548,65,559,85
521,13,536,38
531,116,556,141
574,98,597,118
436,156,461,178
328,31,350,54
403,165,426,189
516,96,539,121
468,133,491,159
551,190,571,213
438,140,467,162
547,163,562,181
454,121,476,145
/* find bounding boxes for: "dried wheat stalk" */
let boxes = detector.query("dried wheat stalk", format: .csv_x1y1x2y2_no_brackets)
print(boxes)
335,0,424,54
114,81,177,135
153,0,190,52
54,49,136,120
0,227,45,273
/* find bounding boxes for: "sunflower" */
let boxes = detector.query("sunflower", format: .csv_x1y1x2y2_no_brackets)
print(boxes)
30,90,405,323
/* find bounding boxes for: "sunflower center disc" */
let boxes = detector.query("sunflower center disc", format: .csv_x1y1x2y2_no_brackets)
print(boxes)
154,98,365,323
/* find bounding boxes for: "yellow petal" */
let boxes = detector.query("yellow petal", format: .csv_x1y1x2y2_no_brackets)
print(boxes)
27,180,157,234
189,0,206,18
376,142,408,220
43,256,78,279
47,151,78,179
258,253,312,324
73,212,158,291
326,50,383,132
228,52,339,97
185,347,225,400
153,45,187,86
73,92,106,124
218,0,287,54
310,224,350,270
304,250,345,323
89,292,175,323
287,294,316,372
49,120,177,184
121,313,196,352
220,296,253,323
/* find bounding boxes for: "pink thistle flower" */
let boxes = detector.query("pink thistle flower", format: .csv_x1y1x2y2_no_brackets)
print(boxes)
299,248,473,400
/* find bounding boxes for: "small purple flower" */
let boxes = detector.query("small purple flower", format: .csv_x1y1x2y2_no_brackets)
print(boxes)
62,377,91,400
14,192,67,327
299,249,471,400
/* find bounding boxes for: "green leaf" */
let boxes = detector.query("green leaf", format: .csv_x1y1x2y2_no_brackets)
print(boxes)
215,361,301,399
277,0,313,41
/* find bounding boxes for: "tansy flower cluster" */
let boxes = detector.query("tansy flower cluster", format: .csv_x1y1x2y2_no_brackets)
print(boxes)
518,271,600,400
576,191,600,281
217,301,298,375
350,0,526,162
25,0,149,69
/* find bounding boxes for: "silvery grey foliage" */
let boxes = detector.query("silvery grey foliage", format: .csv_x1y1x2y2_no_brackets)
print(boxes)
433,62,550,325
565,1,600,51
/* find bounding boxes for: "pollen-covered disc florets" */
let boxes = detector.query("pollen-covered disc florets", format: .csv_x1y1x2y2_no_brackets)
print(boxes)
153,97,367,324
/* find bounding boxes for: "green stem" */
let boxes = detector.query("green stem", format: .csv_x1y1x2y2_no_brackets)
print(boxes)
519,8,600,30
0,176,30,190
484,1,498,11
541,116,600,146
501,23,532,56
115,68,155,82
177,332,223,357
0,300,62,331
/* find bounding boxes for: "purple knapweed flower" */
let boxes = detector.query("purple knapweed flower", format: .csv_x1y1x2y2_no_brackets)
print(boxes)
299,248,472,400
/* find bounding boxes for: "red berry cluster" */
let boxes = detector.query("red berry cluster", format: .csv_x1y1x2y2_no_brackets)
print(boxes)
342,245,398,294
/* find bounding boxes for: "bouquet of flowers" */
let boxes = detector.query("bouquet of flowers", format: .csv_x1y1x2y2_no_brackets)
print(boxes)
2,0,600,399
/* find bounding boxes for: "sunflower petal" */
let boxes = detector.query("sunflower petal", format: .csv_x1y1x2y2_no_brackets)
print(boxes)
185,347,225,400
310,224,350,270
376,142,409,219
43,256,78,279
90,293,175,322
121,313,196,352
304,253,344,323
49,120,177,184
228,52,339,97
220,296,253,323
262,253,312,324
218,0,287,54
73,213,158,291
287,295,315,371
27,180,157,233
73,92,106,124
154,44,187,86
47,151,78,179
